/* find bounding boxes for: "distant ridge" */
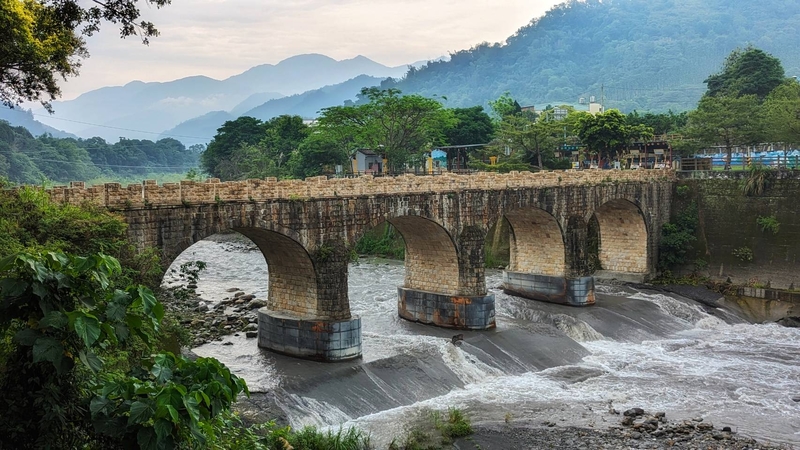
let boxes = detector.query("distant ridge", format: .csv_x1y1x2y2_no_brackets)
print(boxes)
392,0,800,112
35,54,410,142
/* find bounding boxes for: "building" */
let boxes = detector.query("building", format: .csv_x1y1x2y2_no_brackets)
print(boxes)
351,149,384,175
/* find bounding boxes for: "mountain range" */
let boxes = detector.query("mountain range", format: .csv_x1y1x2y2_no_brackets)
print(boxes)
27,54,411,142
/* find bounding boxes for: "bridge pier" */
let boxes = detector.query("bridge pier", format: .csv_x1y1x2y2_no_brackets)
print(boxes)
257,310,362,361
502,272,595,306
397,288,496,329
255,239,363,361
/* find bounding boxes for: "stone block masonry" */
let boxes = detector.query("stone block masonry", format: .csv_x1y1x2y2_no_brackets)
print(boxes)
34,170,674,361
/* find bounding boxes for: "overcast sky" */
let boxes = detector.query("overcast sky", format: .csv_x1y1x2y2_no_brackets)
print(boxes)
59,0,562,99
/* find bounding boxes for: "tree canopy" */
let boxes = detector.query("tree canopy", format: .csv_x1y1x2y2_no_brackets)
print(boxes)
1,0,170,111
704,46,786,100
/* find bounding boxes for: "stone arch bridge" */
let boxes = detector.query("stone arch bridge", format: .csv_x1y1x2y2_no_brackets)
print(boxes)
46,170,674,361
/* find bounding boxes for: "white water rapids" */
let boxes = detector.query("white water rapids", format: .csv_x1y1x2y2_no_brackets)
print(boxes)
165,237,800,447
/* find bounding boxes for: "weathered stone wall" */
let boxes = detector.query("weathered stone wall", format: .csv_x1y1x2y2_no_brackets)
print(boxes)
676,171,800,289
506,209,565,277
594,199,649,274
45,170,671,208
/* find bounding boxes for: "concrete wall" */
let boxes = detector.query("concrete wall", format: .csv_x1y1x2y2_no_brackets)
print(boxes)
677,171,800,289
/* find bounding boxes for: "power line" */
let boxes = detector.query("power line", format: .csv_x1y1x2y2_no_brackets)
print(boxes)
0,150,197,170
2,107,214,140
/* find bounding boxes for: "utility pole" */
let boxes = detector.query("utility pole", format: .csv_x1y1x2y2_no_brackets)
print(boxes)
601,83,605,113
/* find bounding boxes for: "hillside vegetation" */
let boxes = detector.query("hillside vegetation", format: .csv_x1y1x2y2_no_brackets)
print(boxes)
391,0,800,112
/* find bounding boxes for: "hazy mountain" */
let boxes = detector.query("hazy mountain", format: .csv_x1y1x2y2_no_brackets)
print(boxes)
160,75,384,145
391,0,800,112
244,75,383,121
35,54,409,142
230,93,284,117
159,111,235,146
0,108,76,139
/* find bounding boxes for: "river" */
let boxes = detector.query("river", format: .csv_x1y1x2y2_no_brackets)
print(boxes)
164,236,800,447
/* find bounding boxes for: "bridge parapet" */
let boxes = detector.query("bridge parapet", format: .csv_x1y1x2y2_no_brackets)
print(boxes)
43,170,675,208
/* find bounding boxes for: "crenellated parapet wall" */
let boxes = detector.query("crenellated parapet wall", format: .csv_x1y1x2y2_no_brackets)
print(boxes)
41,170,676,208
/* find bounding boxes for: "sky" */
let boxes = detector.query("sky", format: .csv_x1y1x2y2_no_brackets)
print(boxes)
59,0,563,99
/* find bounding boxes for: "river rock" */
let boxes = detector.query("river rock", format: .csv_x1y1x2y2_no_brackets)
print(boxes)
248,299,267,309
239,294,255,301
246,331,258,338
234,291,245,298
623,407,645,417
196,302,209,312
791,395,800,402
226,288,240,292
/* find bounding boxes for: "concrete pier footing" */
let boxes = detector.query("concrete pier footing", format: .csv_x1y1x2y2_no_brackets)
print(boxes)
503,272,596,306
257,308,362,361
397,287,496,330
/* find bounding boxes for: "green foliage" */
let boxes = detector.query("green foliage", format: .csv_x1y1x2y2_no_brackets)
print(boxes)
488,92,522,120
658,202,699,270
440,408,473,440
318,88,455,173
90,353,249,449
289,132,350,179
0,121,198,184
575,109,654,161
1,0,169,109
732,246,754,262
686,94,764,169
676,185,691,198
355,224,405,260
626,111,688,135
0,186,162,287
705,46,786,100
0,251,164,448
756,215,780,234
762,79,800,148
740,163,773,196
445,106,496,145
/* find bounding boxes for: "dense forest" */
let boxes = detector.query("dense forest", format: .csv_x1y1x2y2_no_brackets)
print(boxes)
0,121,200,184
389,0,800,112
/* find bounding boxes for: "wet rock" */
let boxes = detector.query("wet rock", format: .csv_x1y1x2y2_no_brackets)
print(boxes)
239,294,255,301
226,288,241,293
248,299,268,309
630,431,642,439
792,395,800,402
692,417,703,422
222,341,233,346
196,302,209,313
621,416,634,426
722,426,732,432
697,422,713,431
246,331,258,338
234,291,245,298
623,407,645,417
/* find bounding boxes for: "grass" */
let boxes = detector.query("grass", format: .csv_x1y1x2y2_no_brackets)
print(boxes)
389,408,474,450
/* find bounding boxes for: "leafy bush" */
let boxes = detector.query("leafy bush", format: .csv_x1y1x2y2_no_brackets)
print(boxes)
756,215,780,234
740,163,773,196
355,224,405,260
733,246,754,262
658,202,699,270
0,251,249,450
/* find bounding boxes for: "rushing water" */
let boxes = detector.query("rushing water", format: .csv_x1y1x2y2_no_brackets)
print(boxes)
165,236,800,447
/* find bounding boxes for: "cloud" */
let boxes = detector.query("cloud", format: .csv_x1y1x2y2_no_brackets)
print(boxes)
60,0,561,99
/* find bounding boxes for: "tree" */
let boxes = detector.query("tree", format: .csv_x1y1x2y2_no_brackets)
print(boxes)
318,88,454,173
488,93,522,120
686,94,764,169
763,79,800,149
445,106,495,145
574,109,650,162
287,132,350,179
704,47,786,101
1,0,171,111
491,114,559,169
201,117,266,177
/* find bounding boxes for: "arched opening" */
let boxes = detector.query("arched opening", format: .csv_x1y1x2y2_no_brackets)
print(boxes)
591,199,649,274
388,216,460,295
505,208,566,277
163,228,321,319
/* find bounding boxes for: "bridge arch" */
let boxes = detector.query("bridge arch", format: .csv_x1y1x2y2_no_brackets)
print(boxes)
385,216,460,296
590,199,649,275
503,208,566,277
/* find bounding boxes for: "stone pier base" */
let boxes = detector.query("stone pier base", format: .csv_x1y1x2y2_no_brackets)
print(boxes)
397,287,496,330
503,272,596,306
257,308,362,361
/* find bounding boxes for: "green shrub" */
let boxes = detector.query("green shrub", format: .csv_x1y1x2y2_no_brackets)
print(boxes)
756,215,780,234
